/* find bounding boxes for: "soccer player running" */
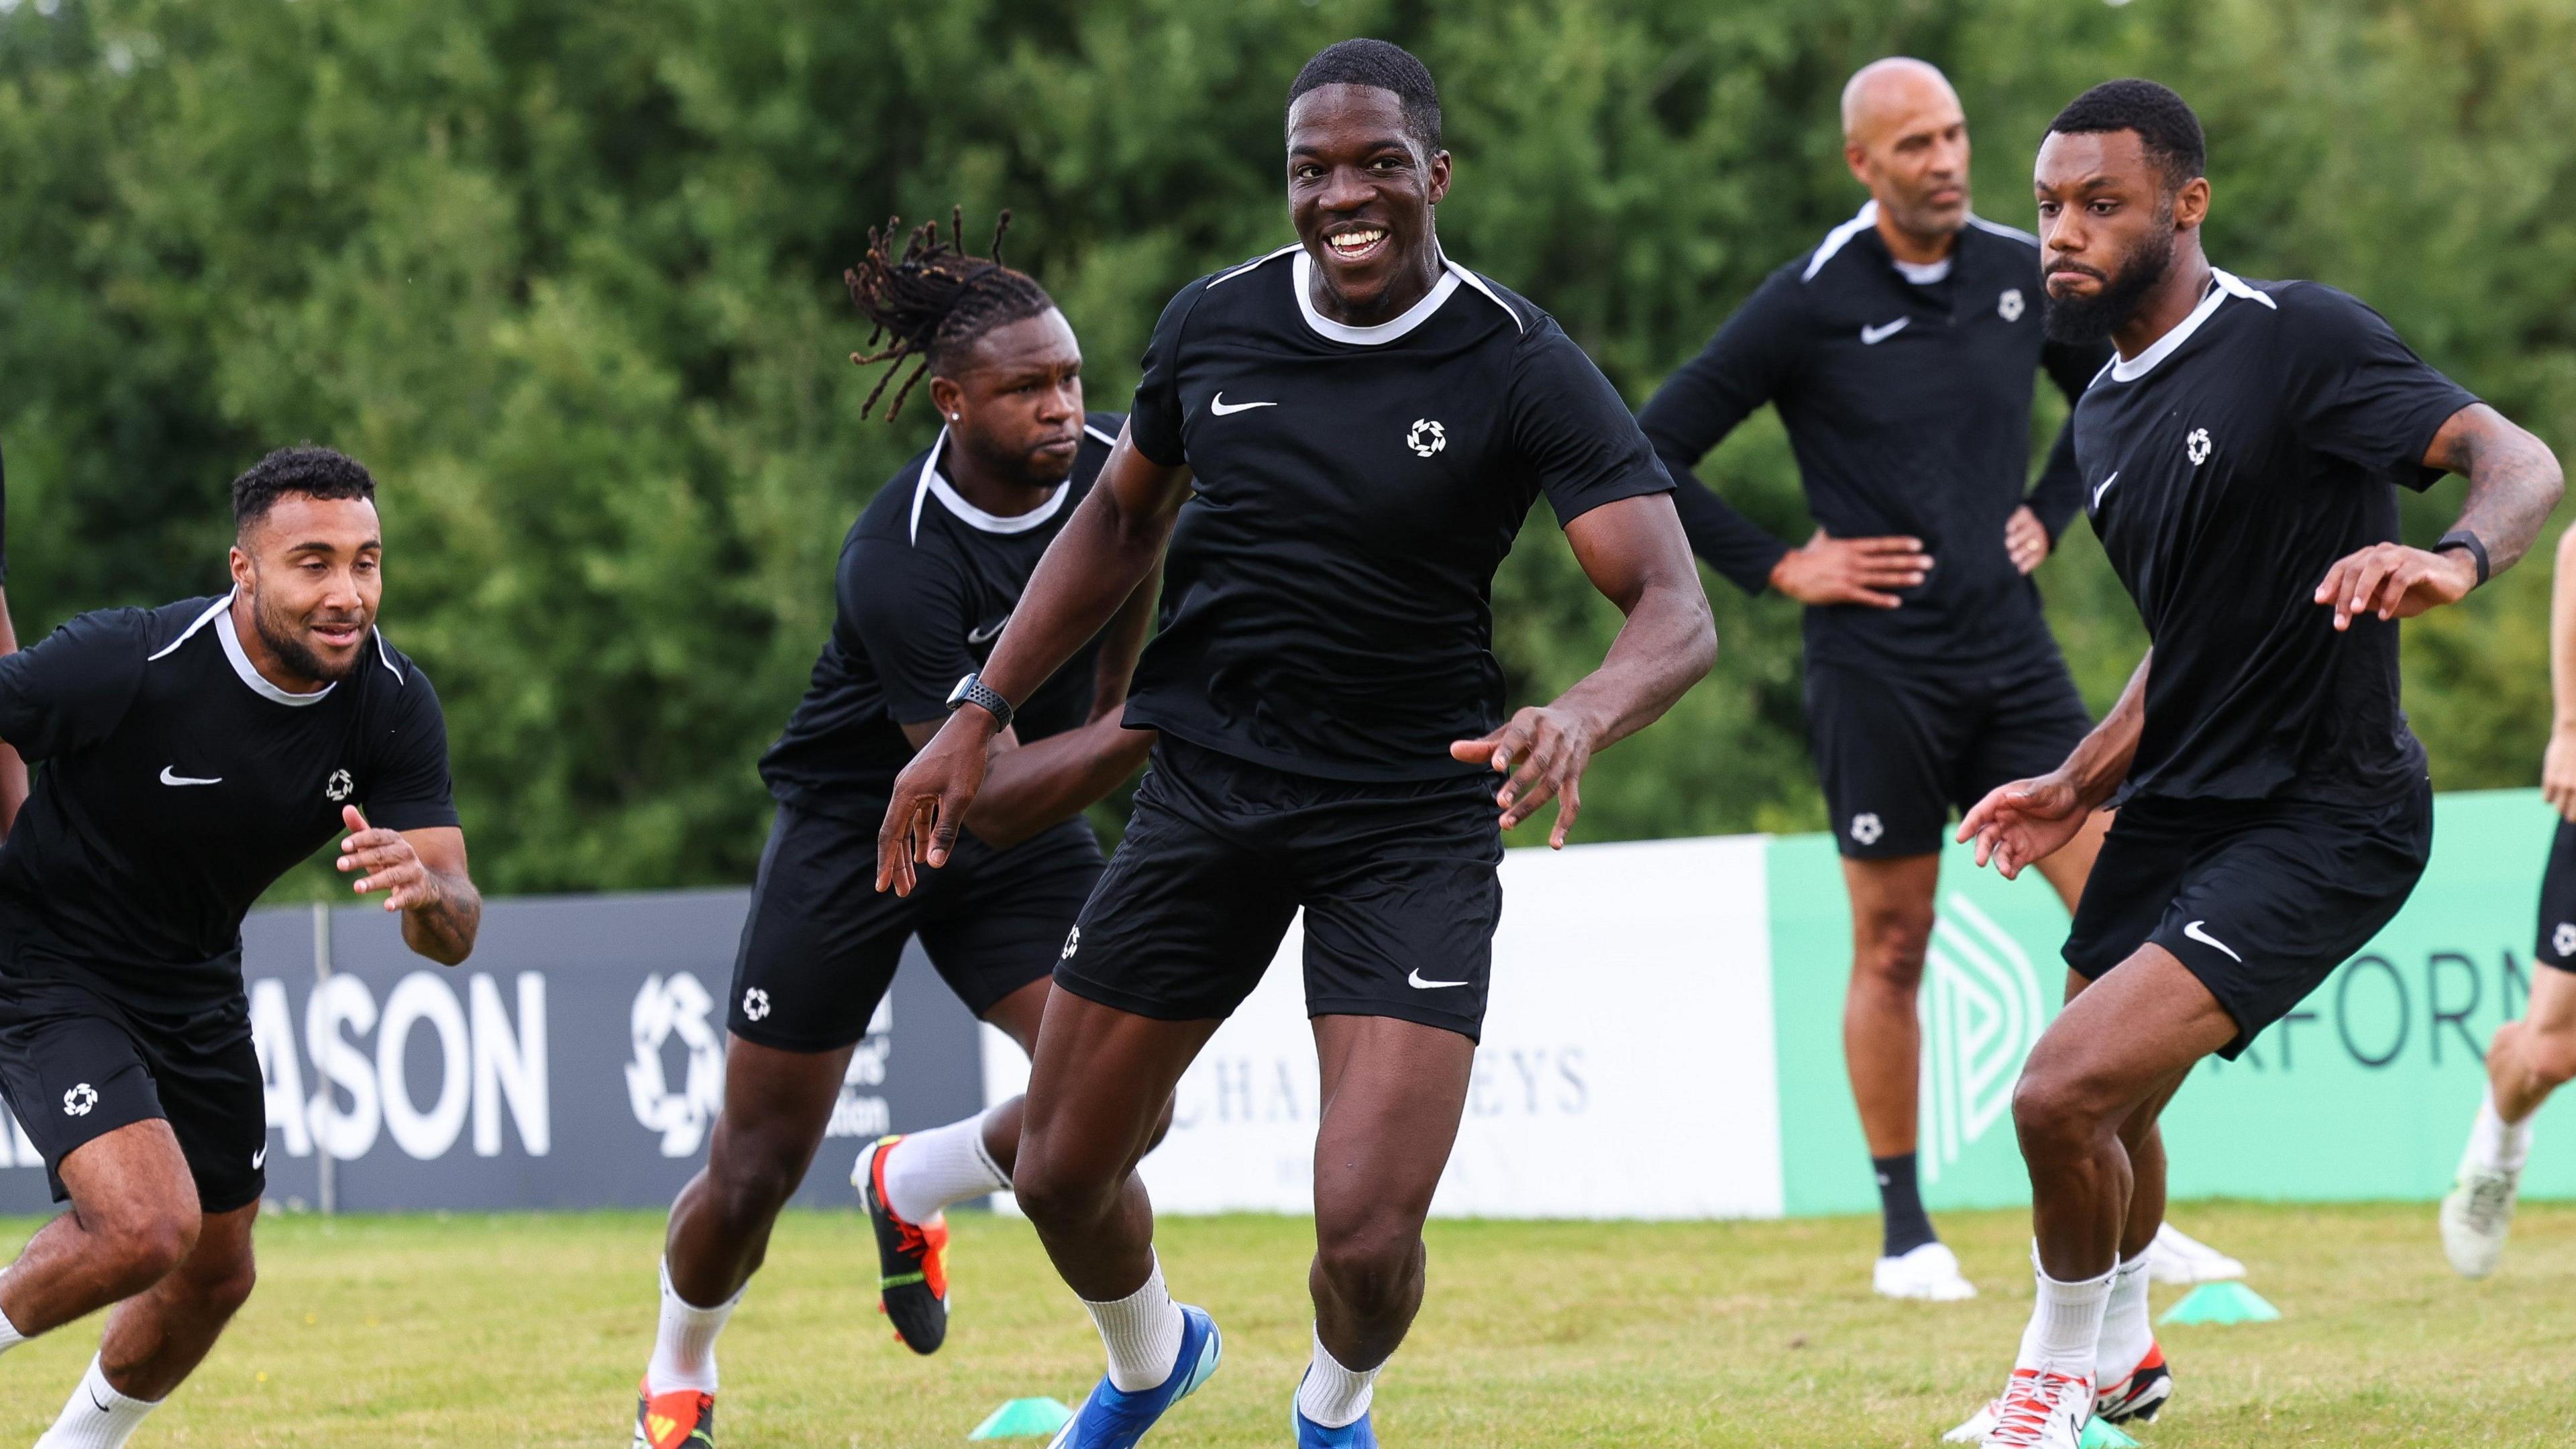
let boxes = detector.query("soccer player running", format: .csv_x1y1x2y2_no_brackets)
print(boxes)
2438,522,2576,1278
877,39,1713,1449
1640,56,2136,1301
635,215,1161,1449
0,447,479,1449
1948,80,2563,1447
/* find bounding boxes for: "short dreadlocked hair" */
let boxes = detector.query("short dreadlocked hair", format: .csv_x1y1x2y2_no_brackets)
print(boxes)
1287,39,1442,152
843,207,1057,421
231,445,377,535
2048,79,2206,194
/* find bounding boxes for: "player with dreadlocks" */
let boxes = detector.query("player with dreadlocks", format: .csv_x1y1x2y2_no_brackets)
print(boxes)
633,211,1165,1449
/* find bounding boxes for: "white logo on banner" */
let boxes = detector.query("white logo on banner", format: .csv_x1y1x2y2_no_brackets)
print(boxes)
1917,893,2046,1183
825,994,896,1140
627,973,725,1157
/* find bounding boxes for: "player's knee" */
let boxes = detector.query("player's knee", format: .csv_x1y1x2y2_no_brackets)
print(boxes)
1851,909,1934,989
1010,1148,1118,1234
2521,1022,2576,1088
184,1253,258,1320
1312,1216,1421,1317
2010,1063,2108,1161
706,1144,803,1230
96,1204,198,1291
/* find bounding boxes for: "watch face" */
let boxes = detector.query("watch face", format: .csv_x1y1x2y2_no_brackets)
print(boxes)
946,674,978,710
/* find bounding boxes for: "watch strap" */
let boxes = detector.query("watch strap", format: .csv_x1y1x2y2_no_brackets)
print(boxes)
2434,529,2490,588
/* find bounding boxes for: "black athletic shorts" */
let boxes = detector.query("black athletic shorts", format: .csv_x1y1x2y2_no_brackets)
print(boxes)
0,973,266,1213
2536,815,2576,971
727,802,1103,1051
1055,737,1505,1041
1805,651,2094,859
2063,779,2434,1059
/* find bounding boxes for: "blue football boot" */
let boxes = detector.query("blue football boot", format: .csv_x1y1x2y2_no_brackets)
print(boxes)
1048,1305,1222,1448
1293,1399,1377,1446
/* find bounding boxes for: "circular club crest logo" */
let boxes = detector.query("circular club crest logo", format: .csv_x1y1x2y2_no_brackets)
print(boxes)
2186,427,2213,466
1849,812,1884,847
1998,288,2025,322
326,768,355,802
625,972,726,1157
2555,921,2576,958
741,987,771,1022
1406,419,1446,458
63,1082,97,1117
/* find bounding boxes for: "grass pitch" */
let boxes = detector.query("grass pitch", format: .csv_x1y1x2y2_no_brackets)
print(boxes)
0,1201,2564,1446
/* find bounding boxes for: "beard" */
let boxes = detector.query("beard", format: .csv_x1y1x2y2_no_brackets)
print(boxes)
251,586,365,684
2043,216,2176,345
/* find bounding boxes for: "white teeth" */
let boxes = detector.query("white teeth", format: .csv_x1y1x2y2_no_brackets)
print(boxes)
1328,228,1385,252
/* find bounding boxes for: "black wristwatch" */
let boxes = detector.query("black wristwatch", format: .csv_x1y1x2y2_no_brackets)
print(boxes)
945,673,1014,730
2434,529,2490,588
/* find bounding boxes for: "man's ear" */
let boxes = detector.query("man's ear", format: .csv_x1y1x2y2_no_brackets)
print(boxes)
926,373,965,422
2174,176,2212,231
227,543,254,594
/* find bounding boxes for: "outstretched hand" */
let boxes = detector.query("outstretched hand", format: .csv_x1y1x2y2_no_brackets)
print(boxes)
2313,543,2477,631
337,806,441,912
1955,773,2090,880
877,713,994,896
1452,706,1597,849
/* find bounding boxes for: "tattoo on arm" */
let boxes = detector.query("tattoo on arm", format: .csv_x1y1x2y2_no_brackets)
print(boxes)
2428,405,2566,578
404,871,482,963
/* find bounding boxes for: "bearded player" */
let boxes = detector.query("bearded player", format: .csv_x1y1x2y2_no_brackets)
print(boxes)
0,447,478,1449
1944,81,2561,1447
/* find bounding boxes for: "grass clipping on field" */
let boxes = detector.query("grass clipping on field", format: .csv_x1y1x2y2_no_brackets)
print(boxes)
1,1203,2565,1446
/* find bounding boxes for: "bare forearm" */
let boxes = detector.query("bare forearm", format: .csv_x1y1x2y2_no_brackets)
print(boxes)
1089,564,1162,721
1547,578,1715,753
984,489,1172,708
963,715,1155,849
2434,405,2565,578
2062,651,2150,808
401,873,482,965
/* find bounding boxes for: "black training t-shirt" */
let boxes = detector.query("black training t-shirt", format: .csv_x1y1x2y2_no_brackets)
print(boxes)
0,595,460,1007
1124,246,1674,781
759,413,1124,821
1638,205,2108,674
2074,272,2477,806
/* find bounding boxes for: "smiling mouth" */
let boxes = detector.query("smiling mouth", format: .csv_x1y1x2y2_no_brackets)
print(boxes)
1324,227,1388,262
309,621,365,647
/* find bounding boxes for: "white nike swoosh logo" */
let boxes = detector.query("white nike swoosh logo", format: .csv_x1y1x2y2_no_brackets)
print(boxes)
1860,318,1910,345
1208,393,1276,416
967,616,1010,645
2182,919,2242,963
160,767,221,786
1406,969,1470,990
252,1145,267,1170
2092,472,2118,508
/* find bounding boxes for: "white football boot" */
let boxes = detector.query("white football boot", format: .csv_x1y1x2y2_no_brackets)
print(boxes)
2144,1222,2245,1284
1874,1240,1977,1301
2440,1160,2521,1279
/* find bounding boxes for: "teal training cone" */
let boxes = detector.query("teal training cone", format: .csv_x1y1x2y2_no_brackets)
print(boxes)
968,1397,1075,1440
2080,1417,2141,1448
2159,1280,2282,1326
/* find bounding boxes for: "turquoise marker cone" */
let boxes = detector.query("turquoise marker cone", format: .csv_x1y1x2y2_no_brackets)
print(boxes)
968,1397,1077,1440
2159,1280,2282,1326
2079,1416,2141,1448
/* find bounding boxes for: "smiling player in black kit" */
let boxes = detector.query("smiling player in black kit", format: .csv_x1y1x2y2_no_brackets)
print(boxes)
0,446,479,1449
633,214,1163,1449
1945,81,2563,1448
879,40,1714,1449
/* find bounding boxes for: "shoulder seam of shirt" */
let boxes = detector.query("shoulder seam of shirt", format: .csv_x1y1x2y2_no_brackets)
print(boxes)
907,432,943,545
1204,244,1300,289
1083,421,1118,447
2212,268,2278,309
1801,201,1879,283
1443,259,1525,333
145,596,230,662
2104,268,2271,384
371,627,404,684
1965,213,2041,247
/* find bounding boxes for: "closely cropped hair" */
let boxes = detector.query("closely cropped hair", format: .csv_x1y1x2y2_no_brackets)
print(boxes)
231,446,377,533
843,208,1055,421
2048,78,2206,191
1287,38,1442,151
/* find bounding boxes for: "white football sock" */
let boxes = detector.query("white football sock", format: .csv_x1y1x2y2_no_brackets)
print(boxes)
1295,1326,1379,1429
1081,1254,1185,1392
0,1269,28,1356
647,1258,741,1396
2467,1085,2533,1172
882,1110,1010,1222
2014,1252,2114,1376
34,1356,158,1449
2095,1254,2154,1382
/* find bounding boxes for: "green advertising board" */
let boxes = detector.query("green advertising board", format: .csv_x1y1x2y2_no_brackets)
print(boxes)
1768,788,2565,1216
